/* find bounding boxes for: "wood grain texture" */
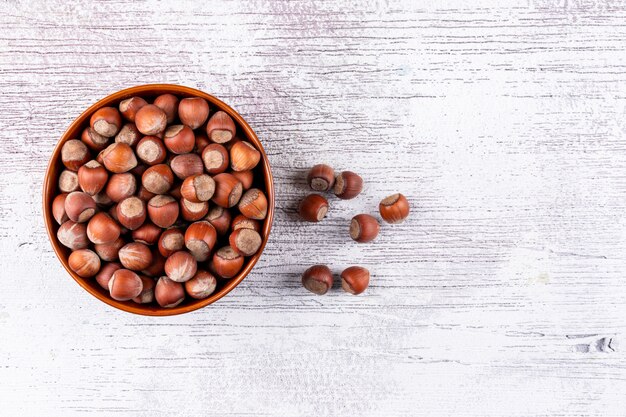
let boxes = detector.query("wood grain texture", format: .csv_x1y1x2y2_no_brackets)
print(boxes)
1,0,626,415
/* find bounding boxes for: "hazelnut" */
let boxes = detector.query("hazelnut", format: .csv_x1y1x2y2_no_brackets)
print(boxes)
155,276,185,308
349,214,379,243
158,228,185,257
180,198,209,221
52,193,69,224
170,153,204,179
334,171,363,199
164,251,197,283
169,182,182,199
238,188,268,220
229,141,260,171
340,266,370,295
201,143,229,174
147,195,179,228
119,96,147,122
105,173,137,202
100,142,138,173
92,191,113,207
77,160,108,195
132,276,156,304
205,206,231,235
94,237,125,262
231,214,260,232
107,205,128,235
184,221,217,261
90,107,122,137
142,164,174,194
178,97,209,129
164,125,195,154
136,184,156,202
142,249,166,277
210,246,244,279
108,269,143,301
211,173,243,208
81,127,109,151
86,212,121,244
95,262,122,290
64,191,97,223
58,170,80,193
119,242,152,271
307,164,335,192
132,221,161,245
229,228,262,257
298,194,328,222
61,139,90,171
68,249,101,278
57,220,89,250
153,93,179,124
135,104,167,135
136,136,167,165
181,174,215,202
194,133,210,153
301,265,333,295
231,170,254,190
114,123,142,147
130,163,148,177
379,193,410,224
185,270,217,299
116,196,146,230
206,111,236,143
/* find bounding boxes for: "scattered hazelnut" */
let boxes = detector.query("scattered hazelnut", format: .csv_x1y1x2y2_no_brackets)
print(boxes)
136,184,156,202
95,262,122,290
340,266,370,295
205,206,231,235
194,133,210,153
92,191,113,207
231,170,254,190
333,171,363,199
114,123,142,147
105,172,137,202
61,139,90,171
119,242,153,271
136,136,167,165
153,93,179,124
158,228,185,257
307,164,335,192
210,246,244,279
298,194,328,222
132,276,156,304
58,170,80,193
135,104,167,135
90,107,122,137
52,193,69,225
147,195,179,228
169,182,182,199
68,249,101,278
229,228,262,257
170,153,204,179
142,164,174,194
86,212,121,244
349,214,379,243
131,221,162,245
178,97,209,129
57,220,89,250
379,193,410,224
238,188,268,220
211,173,243,208
180,198,209,221
231,214,260,232
301,265,333,295
119,96,147,122
181,174,215,203
155,276,185,308
81,127,109,151
164,251,197,283
142,249,166,277
206,111,236,143
100,142,138,173
116,196,146,230
201,143,229,174
164,125,195,154
94,237,125,262
184,221,217,261
108,269,143,301
185,270,217,299
230,141,260,171
64,191,97,223
77,160,108,195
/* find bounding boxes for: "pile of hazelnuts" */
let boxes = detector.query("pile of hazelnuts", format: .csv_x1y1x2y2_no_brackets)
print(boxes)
298,164,410,295
52,93,268,308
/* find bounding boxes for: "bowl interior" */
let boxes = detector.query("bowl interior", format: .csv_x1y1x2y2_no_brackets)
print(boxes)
43,84,274,316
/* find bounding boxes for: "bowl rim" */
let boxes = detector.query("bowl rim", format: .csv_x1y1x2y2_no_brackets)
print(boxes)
42,84,274,316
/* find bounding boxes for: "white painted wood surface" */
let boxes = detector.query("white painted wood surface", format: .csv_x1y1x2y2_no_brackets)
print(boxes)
1,0,626,415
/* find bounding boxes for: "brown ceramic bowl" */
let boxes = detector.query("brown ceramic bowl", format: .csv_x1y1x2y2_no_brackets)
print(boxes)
43,84,274,316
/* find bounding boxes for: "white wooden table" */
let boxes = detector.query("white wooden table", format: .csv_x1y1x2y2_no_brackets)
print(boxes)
1,1,625,415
